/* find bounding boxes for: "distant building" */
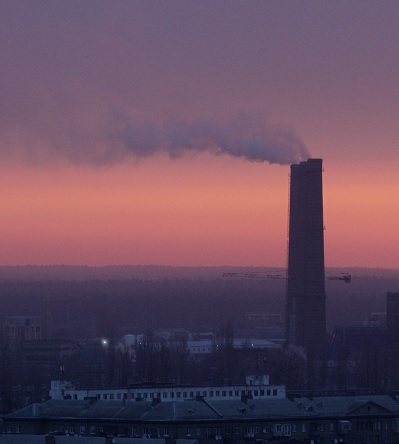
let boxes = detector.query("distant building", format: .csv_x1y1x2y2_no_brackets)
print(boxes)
286,159,326,363
328,325,388,389
3,316,42,349
186,338,281,356
387,292,399,341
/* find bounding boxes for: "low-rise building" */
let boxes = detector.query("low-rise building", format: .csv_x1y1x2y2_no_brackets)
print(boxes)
3,394,399,443
49,375,284,403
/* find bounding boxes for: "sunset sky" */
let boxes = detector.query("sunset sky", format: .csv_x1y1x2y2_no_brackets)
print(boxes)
1,1,398,268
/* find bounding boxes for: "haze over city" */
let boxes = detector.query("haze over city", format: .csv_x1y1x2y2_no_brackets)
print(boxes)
1,1,398,268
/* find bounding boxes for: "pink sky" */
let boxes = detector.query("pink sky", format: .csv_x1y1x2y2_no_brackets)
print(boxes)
1,1,398,268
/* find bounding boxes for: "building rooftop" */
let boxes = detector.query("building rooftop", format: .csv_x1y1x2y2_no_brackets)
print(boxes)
6,395,399,423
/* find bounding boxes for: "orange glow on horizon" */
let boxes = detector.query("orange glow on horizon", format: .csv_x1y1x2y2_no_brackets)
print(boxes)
0,156,397,269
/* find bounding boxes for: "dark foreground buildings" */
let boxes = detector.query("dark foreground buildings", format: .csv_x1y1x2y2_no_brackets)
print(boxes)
286,159,326,366
4,394,399,444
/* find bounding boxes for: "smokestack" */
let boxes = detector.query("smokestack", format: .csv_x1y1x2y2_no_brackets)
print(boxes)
286,159,326,364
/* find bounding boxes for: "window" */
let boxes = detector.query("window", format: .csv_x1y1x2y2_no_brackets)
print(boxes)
302,424,306,433
273,389,277,396
162,392,167,398
196,391,200,396
143,393,147,398
330,423,334,432
110,394,114,400
80,426,85,435
186,427,192,436
222,391,226,397
292,424,296,433
15,424,21,433
283,424,291,436
234,426,240,434
117,393,121,399
196,428,202,436
70,426,75,434
267,389,271,396
235,390,239,396
202,391,207,397
190,391,194,397
163,427,169,436
170,392,174,398
150,427,159,437
260,389,264,396
246,426,255,435
150,393,154,399
254,390,258,396
209,391,214,397
216,391,220,396
229,390,233,396
132,427,138,436
274,424,291,436
90,426,96,435
176,392,181,398
183,392,187,397
98,427,103,434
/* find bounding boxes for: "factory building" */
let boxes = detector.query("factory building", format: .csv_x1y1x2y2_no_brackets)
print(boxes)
49,375,285,403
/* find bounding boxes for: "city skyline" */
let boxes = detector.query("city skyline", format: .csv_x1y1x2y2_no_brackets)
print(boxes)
1,1,398,268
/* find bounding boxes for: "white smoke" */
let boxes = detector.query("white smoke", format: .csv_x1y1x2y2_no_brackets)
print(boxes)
106,116,310,166
2,112,310,166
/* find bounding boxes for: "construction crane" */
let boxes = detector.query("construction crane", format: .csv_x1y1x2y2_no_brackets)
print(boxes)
325,271,351,284
222,271,351,283
222,272,284,280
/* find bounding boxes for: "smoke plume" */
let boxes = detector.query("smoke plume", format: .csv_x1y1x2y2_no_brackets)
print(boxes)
107,116,310,165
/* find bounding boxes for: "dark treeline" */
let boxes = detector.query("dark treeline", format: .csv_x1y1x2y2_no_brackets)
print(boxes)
0,273,398,337
0,279,284,338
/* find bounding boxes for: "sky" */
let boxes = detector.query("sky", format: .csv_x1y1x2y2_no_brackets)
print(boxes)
1,0,398,268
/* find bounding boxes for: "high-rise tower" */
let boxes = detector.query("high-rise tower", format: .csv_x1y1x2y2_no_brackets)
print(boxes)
286,158,326,362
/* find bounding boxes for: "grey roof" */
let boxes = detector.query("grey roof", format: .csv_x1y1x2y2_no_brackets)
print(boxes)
6,401,90,419
293,395,399,417
5,395,399,423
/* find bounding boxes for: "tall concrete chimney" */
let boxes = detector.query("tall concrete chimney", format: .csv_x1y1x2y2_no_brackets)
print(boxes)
286,158,326,364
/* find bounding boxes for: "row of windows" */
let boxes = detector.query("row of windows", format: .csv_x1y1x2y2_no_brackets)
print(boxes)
6,420,395,438
355,421,390,431
49,425,103,435
189,347,212,352
78,388,279,401
4,326,41,332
